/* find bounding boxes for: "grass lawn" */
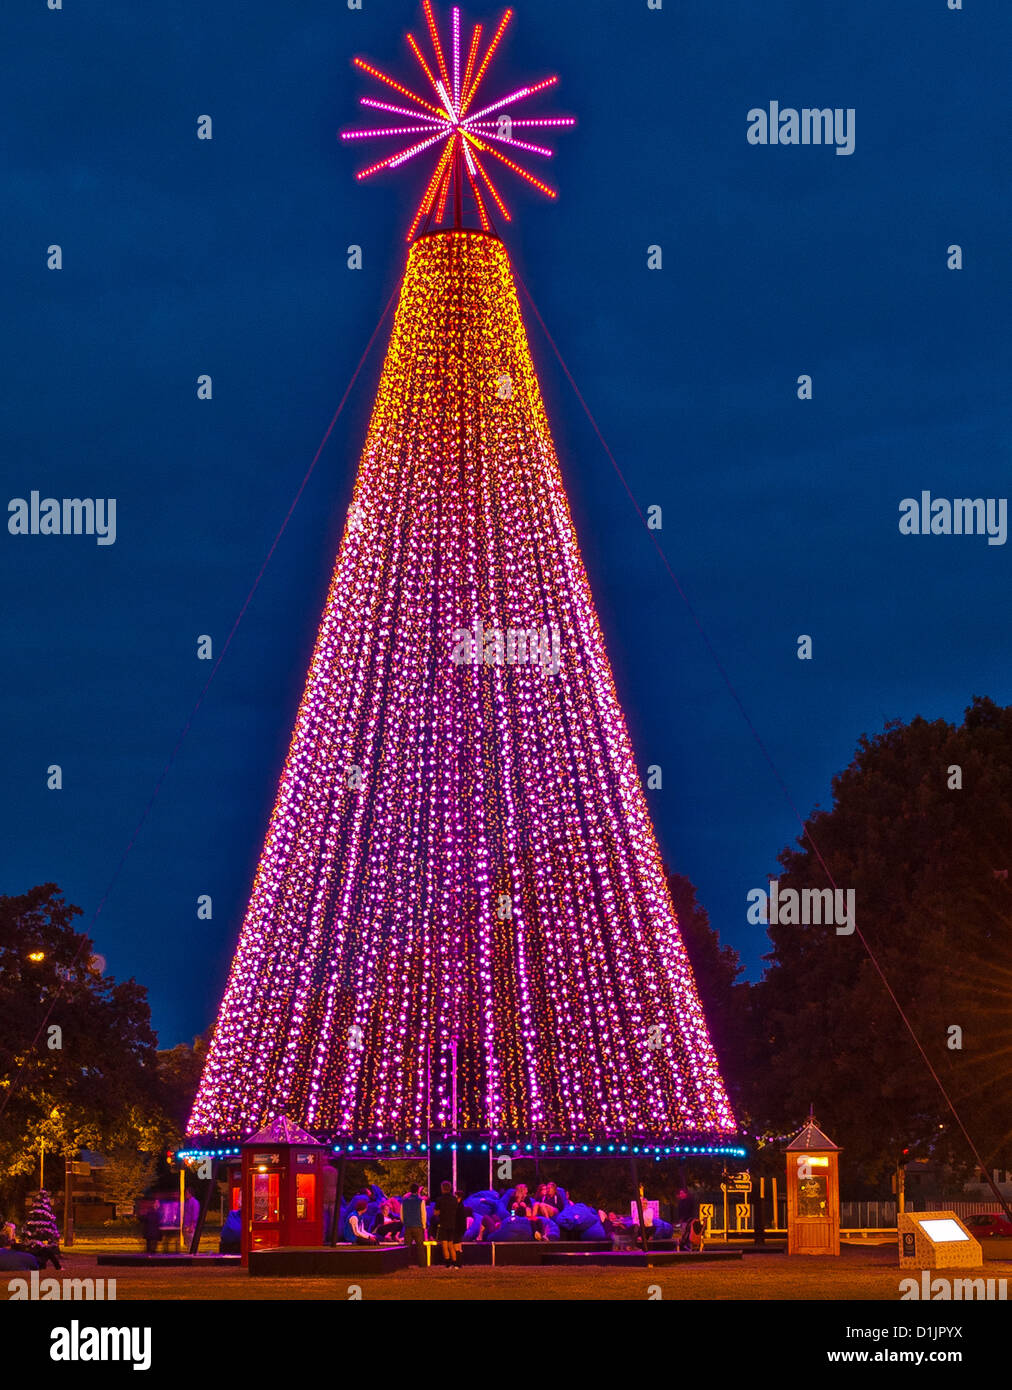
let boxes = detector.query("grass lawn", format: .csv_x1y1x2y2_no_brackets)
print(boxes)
44,1244,1012,1301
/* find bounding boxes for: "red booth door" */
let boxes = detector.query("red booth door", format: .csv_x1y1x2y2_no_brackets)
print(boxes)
250,1170,282,1250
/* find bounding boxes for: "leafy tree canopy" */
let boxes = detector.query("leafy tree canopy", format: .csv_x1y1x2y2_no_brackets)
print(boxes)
0,885,165,1185
745,696,1012,1184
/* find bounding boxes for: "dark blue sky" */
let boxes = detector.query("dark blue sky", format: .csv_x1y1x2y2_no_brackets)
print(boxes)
3,1,1008,1048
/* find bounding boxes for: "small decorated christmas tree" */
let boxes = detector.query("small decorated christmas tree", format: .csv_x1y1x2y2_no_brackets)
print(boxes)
24,1189,60,1248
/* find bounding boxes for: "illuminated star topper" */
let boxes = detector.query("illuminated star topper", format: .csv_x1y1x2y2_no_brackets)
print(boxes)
340,2,575,239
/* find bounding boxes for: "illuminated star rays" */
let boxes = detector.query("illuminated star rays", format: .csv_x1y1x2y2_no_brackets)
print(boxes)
340,4,575,237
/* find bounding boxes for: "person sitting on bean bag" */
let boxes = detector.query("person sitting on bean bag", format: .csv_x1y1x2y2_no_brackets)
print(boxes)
0,1230,39,1271
462,1209,484,1242
510,1196,553,1241
341,1198,378,1245
477,1212,502,1241
498,1183,531,1218
539,1181,567,1216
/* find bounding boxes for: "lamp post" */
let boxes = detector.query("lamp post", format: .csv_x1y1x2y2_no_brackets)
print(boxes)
63,1153,75,1248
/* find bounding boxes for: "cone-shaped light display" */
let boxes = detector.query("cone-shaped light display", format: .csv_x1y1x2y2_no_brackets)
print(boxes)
188,8,735,1150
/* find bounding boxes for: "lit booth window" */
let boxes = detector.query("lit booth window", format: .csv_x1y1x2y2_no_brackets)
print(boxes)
227,1161,242,1219
785,1115,841,1256
240,1115,325,1265
898,1211,983,1270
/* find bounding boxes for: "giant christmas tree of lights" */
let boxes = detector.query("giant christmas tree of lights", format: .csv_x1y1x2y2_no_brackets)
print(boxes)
187,4,737,1157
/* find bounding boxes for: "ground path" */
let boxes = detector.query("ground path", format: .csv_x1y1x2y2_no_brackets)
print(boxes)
37,1244,1012,1302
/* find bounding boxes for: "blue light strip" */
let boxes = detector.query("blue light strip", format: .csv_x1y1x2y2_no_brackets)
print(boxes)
178,1139,748,1162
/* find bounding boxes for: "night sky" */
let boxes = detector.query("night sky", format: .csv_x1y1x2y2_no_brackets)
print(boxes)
3,0,1008,1048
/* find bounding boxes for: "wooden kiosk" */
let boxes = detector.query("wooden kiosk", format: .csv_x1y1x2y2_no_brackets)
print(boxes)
785,1114,840,1256
240,1115,325,1265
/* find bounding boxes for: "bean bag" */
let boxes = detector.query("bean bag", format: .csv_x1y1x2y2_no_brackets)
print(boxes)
555,1203,606,1241
493,1215,535,1242
652,1219,674,1240
463,1190,501,1217
0,1251,39,1270
496,1188,517,1218
219,1209,241,1254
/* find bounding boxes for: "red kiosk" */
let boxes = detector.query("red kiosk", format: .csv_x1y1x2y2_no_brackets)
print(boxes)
240,1115,325,1264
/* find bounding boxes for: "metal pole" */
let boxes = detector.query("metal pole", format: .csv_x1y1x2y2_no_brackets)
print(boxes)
334,1156,347,1246
753,1174,766,1247
63,1156,74,1247
178,1167,186,1252
451,1039,458,1192
189,1159,217,1255
425,1040,432,1202
630,1157,649,1256
453,137,463,228
40,1139,44,1193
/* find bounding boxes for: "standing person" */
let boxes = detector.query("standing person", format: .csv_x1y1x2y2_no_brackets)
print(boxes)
182,1191,200,1252
320,1158,339,1245
400,1184,427,1267
677,1187,698,1251
450,1189,469,1270
139,1200,161,1255
434,1181,458,1269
